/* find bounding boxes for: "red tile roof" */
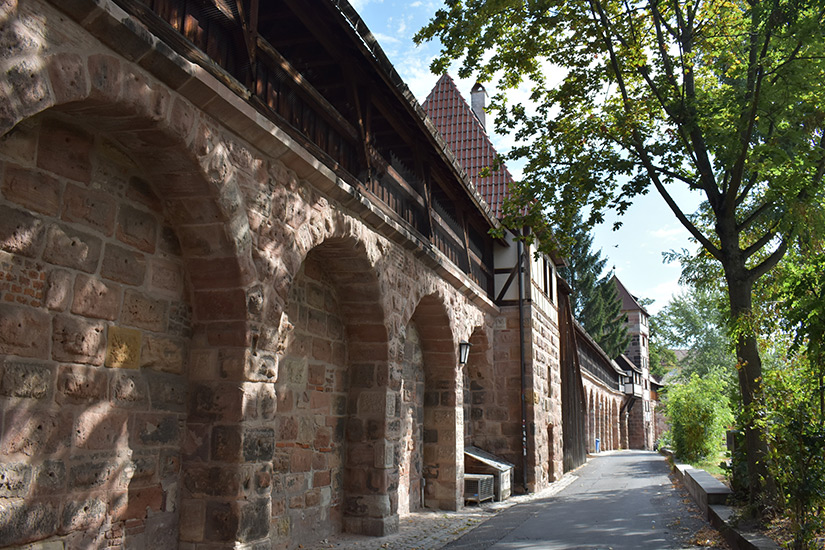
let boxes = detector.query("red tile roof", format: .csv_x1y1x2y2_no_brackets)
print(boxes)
422,74,515,219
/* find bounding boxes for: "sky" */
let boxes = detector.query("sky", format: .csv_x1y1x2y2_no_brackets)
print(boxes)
351,0,704,313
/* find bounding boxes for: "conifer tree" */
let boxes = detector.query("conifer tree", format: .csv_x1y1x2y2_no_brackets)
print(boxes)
560,215,629,359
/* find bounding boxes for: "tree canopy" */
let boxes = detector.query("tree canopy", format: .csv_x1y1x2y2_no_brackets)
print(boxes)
417,0,825,506
560,214,629,358
654,287,736,382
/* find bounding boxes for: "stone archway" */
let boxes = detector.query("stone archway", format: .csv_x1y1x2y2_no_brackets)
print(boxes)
274,236,395,545
463,327,493,449
409,294,461,511
397,320,425,516
0,109,254,550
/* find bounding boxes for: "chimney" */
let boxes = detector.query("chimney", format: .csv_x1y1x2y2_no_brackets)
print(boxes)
470,82,488,130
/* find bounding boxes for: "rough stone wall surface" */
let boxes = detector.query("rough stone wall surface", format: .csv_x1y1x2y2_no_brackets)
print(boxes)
482,307,525,489
273,257,348,547
627,402,647,450
0,1,493,548
582,379,624,453
653,401,667,445
0,109,191,548
527,303,562,488
397,322,424,516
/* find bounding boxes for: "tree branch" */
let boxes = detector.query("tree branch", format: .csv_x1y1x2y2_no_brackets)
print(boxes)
748,233,790,283
743,222,780,259
726,7,773,210
737,200,774,233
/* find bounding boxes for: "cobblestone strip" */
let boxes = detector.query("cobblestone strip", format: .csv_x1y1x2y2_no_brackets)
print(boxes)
305,473,579,550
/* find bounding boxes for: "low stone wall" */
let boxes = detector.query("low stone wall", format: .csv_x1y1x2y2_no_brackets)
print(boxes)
664,451,780,550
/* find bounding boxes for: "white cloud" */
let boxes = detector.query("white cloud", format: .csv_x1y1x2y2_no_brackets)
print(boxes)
349,0,381,11
373,32,401,45
650,225,687,240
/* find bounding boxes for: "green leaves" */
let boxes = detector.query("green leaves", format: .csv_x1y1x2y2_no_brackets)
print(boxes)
663,373,733,462
558,214,630,358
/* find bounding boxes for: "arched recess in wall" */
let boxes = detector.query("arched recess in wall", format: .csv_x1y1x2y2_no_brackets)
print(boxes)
407,294,461,511
612,400,620,451
462,327,493,450
0,67,254,548
274,236,393,546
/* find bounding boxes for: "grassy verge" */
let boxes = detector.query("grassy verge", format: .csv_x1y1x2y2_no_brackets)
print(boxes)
688,451,728,479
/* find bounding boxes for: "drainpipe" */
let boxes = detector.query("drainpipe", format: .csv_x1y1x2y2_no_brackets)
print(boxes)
517,233,529,493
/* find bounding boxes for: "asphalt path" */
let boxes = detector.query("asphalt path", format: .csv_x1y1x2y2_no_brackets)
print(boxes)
443,450,723,550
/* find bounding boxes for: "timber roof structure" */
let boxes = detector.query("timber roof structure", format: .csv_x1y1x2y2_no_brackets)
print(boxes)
117,0,500,296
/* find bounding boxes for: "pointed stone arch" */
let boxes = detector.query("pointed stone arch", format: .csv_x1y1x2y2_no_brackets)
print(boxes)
274,235,396,544
463,326,493,449
408,294,462,511
0,51,261,547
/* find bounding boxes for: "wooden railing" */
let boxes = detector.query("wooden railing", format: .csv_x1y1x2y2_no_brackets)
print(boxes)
117,0,493,296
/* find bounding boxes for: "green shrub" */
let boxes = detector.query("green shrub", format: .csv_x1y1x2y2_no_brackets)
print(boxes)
663,374,733,463
763,358,825,549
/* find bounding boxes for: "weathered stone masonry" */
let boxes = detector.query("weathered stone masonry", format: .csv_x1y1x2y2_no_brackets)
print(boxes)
0,1,499,548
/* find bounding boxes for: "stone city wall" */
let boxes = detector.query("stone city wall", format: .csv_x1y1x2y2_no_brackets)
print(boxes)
0,1,499,547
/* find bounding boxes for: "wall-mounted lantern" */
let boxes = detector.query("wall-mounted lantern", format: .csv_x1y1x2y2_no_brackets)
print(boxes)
459,341,472,366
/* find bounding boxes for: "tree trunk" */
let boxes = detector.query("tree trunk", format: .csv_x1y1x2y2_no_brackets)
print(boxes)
726,272,773,509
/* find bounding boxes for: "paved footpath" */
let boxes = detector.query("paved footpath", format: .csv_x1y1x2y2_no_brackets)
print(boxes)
307,451,726,550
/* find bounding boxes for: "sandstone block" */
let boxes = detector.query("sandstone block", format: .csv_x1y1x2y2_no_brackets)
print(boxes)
71,274,122,320
145,370,186,412
0,462,32,497
210,424,242,462
140,334,185,374
44,269,72,311
101,243,147,286
47,52,87,104
113,486,163,521
61,183,117,235
183,466,239,498
9,356,54,402
0,205,45,257
122,289,167,332
7,57,52,116
36,119,92,183
32,460,66,495
107,398,147,453
88,55,123,101
0,499,59,546
73,409,128,450
60,496,107,533
2,163,61,215
193,288,247,321
0,304,50,359
68,460,120,491
148,257,183,296
43,223,102,273
188,382,243,422
242,428,274,462
105,325,142,369
130,413,180,448
52,314,105,365
116,204,157,253
204,501,238,542
57,364,108,404
238,498,269,542
2,407,71,457
179,499,205,542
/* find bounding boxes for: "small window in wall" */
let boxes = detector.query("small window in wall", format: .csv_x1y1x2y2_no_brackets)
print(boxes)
542,257,550,297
